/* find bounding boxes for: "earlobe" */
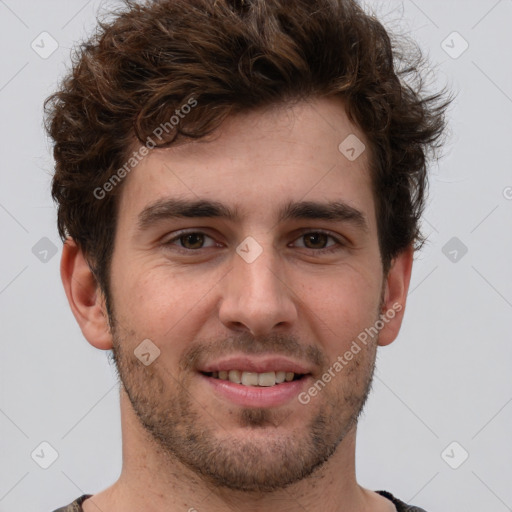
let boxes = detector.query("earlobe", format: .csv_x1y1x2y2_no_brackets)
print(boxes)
60,238,113,350
377,245,414,347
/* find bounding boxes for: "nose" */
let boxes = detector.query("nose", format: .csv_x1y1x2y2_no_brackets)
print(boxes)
218,241,298,337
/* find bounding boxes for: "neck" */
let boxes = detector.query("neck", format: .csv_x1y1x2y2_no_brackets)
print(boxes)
85,389,392,512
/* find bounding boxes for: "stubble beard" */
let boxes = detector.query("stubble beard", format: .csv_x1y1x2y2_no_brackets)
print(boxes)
107,318,377,493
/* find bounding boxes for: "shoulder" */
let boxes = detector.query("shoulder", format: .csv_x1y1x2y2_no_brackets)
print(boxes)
376,490,428,512
51,494,93,512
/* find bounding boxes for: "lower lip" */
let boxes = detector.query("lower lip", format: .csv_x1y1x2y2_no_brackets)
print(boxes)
200,373,310,408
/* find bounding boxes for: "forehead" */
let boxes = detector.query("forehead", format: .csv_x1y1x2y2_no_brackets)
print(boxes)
117,97,376,230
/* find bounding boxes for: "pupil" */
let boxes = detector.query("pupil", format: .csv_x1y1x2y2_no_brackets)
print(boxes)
306,233,326,249
183,233,203,249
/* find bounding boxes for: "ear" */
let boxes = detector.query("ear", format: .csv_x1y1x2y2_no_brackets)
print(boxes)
377,245,414,347
60,238,113,350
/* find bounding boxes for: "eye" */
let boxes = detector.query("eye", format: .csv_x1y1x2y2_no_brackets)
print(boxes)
164,231,218,251
162,229,345,255
291,231,344,254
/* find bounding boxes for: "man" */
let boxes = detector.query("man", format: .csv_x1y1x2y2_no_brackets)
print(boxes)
46,0,451,510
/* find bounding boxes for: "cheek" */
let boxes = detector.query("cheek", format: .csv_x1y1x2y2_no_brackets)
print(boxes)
292,264,382,349
298,261,381,307
111,261,222,339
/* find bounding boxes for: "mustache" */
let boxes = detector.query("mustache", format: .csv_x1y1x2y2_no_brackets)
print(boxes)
180,331,328,372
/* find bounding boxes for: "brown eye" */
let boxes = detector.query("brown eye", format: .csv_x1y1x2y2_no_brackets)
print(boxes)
179,233,205,249
290,231,344,255
164,231,218,251
302,232,329,249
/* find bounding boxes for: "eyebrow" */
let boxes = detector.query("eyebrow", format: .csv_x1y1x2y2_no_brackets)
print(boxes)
137,198,368,232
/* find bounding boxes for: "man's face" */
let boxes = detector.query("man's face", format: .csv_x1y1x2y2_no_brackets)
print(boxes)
108,97,385,492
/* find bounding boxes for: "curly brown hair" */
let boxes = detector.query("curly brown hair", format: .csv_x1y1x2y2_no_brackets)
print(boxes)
45,0,452,297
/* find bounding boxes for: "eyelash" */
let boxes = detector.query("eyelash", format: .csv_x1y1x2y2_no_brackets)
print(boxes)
163,230,345,255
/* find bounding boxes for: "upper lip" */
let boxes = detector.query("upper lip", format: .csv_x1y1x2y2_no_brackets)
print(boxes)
198,355,313,374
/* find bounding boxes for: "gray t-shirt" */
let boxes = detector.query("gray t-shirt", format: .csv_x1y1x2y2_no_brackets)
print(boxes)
52,491,428,511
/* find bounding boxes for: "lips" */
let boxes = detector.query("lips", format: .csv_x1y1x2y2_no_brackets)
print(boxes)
197,355,313,406
198,355,312,375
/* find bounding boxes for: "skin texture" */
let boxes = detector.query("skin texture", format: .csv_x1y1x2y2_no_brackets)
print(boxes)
61,97,412,512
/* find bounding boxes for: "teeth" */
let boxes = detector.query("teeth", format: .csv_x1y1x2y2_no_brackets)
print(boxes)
241,372,259,386
228,370,241,384
258,372,276,387
212,370,300,386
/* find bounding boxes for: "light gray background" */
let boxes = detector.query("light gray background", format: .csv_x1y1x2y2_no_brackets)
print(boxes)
1,1,511,511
